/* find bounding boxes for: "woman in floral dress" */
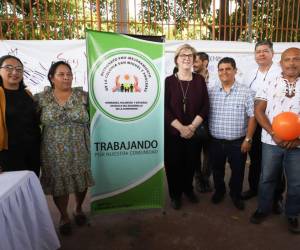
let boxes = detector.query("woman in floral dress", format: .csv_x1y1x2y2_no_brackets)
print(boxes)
35,61,94,235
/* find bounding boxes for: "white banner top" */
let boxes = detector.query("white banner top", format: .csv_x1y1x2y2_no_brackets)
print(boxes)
0,40,298,94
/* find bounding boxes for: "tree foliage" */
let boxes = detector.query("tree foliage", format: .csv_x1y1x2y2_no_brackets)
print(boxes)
0,0,93,39
139,0,300,42
0,0,299,41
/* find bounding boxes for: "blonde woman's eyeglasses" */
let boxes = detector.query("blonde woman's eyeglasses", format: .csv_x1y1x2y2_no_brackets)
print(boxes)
179,54,193,59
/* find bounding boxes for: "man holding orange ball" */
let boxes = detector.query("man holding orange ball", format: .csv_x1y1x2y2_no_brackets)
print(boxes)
250,47,300,234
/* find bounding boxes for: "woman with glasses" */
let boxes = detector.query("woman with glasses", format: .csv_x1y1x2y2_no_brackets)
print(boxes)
0,55,40,176
165,44,209,210
35,61,94,235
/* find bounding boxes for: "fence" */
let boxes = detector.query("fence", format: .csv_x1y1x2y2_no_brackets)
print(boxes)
0,0,299,41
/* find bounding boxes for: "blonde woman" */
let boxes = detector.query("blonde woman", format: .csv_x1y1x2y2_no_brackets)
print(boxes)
165,44,209,209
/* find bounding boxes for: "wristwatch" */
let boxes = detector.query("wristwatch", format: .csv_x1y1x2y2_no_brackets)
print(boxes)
245,137,252,144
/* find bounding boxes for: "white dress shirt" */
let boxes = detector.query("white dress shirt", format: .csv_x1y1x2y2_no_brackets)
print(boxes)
256,76,300,146
242,62,281,93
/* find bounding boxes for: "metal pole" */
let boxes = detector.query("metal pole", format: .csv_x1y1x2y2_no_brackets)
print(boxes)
247,0,253,42
116,0,128,33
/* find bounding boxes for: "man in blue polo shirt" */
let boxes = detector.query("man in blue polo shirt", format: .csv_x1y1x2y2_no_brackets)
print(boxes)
208,57,256,210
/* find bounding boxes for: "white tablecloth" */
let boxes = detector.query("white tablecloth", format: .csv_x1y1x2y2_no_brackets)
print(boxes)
0,171,60,250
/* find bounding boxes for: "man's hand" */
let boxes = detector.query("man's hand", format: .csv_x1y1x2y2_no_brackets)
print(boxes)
241,140,252,153
281,138,300,149
272,134,285,146
272,134,300,149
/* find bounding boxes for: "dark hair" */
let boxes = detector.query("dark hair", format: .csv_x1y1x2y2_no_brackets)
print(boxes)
0,55,26,90
255,40,273,51
218,57,236,69
47,61,72,88
196,52,209,62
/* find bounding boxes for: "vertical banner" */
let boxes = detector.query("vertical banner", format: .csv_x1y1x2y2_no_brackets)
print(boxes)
86,30,165,213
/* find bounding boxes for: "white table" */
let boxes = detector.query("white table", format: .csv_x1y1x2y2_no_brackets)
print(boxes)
0,171,60,250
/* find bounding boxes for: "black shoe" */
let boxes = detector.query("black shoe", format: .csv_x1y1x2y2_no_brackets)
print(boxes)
287,217,300,234
185,192,199,203
196,182,205,193
204,180,213,192
73,212,87,226
211,192,225,204
199,179,213,193
232,198,245,210
241,190,257,200
272,200,283,215
250,210,268,224
59,221,72,236
195,177,205,193
171,199,181,210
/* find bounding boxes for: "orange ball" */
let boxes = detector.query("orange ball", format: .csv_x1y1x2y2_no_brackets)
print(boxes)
272,112,300,141
298,115,300,135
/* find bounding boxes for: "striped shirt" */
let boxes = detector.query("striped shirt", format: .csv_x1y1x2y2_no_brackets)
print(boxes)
208,82,255,140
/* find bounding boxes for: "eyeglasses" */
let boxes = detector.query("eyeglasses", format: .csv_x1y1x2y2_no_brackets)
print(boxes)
179,54,194,59
0,65,24,73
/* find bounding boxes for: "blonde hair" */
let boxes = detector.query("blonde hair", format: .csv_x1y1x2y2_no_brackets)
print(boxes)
174,44,197,66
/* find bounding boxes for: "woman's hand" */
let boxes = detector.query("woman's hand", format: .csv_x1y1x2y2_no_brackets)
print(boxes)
180,125,194,139
188,124,196,133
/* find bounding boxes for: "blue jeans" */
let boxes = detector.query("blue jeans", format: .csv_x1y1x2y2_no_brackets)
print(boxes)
258,143,300,217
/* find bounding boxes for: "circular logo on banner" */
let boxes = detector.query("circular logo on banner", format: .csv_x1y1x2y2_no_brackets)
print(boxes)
90,49,160,121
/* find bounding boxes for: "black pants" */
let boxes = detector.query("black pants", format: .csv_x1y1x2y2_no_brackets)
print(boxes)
194,141,211,182
209,137,246,198
0,145,40,177
248,125,285,200
165,136,201,200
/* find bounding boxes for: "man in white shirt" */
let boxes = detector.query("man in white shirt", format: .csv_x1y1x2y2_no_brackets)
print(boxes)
250,47,300,233
241,41,285,214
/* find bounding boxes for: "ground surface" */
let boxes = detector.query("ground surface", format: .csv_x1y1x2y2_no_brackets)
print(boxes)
47,166,299,250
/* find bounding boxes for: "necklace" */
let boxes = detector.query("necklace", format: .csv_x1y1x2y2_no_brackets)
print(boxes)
249,64,272,88
284,79,296,98
176,73,191,113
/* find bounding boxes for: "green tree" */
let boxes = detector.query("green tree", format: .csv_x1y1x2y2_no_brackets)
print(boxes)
0,0,95,39
210,0,300,42
139,0,213,39
0,0,299,41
